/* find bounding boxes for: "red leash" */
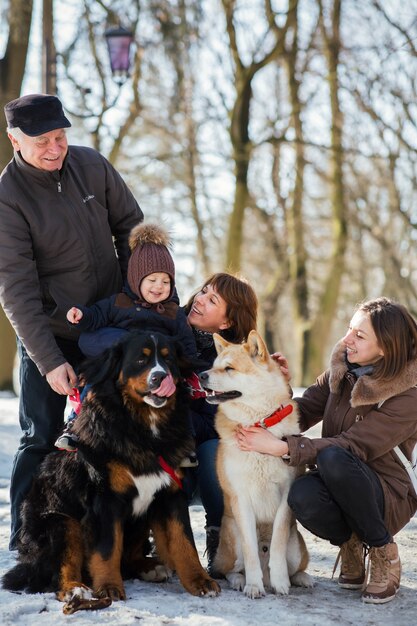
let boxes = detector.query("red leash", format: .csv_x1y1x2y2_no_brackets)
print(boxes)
158,456,183,489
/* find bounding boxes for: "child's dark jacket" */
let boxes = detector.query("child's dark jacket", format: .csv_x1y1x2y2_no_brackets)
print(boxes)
69,291,196,358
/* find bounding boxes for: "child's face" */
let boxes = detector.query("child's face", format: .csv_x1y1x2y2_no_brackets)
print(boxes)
140,272,171,304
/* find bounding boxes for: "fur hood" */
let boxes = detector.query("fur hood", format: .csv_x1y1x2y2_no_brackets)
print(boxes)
329,340,417,408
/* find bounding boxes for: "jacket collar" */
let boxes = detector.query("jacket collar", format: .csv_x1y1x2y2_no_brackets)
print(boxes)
329,339,417,408
14,149,68,184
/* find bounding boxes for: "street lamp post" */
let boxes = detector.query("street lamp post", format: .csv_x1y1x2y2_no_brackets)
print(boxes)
105,26,134,84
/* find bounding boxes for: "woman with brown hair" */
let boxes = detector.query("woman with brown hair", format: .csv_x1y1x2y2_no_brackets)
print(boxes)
183,272,258,573
237,297,417,604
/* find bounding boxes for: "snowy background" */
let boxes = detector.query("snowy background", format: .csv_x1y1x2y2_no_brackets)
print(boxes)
0,391,416,625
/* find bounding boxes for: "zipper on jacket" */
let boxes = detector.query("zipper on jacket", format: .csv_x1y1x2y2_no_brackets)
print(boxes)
57,182,62,192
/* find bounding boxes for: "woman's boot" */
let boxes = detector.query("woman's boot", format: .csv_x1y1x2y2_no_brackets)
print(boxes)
336,533,366,589
362,542,401,604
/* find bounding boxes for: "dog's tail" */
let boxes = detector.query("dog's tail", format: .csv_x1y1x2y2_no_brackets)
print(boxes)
2,561,52,593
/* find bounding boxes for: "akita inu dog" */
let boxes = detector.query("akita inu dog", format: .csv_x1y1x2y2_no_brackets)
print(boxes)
199,330,313,599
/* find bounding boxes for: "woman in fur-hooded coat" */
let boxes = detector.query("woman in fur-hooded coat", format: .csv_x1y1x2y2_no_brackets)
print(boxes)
291,338,417,536
236,297,417,604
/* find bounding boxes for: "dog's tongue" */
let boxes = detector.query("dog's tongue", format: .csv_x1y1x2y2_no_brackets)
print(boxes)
154,373,176,398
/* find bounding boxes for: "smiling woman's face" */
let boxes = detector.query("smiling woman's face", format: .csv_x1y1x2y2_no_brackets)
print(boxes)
187,284,231,333
9,128,68,171
342,310,384,366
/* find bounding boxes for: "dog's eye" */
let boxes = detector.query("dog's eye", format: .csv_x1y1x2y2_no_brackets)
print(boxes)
225,366,234,372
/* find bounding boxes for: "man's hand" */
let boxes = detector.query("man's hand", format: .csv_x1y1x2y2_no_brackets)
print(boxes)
46,362,78,395
67,307,83,324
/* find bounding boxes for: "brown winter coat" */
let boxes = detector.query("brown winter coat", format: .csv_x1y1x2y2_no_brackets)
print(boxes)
287,340,417,536
0,146,143,375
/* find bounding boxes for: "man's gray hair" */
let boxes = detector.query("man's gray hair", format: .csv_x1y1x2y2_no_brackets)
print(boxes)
7,127,24,139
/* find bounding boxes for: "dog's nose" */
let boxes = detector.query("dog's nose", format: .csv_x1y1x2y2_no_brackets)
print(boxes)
149,370,167,387
199,371,209,383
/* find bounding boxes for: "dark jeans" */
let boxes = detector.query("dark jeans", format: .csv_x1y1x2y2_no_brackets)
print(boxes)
288,446,392,547
183,438,224,529
9,337,83,550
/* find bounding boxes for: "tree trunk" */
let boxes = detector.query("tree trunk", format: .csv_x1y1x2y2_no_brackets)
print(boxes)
302,0,347,384
284,6,310,374
0,0,34,390
42,0,57,94
222,0,297,271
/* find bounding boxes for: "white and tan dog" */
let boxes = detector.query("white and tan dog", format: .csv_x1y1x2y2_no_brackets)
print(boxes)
200,330,313,598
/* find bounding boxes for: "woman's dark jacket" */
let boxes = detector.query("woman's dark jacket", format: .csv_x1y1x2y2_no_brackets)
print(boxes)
287,340,417,535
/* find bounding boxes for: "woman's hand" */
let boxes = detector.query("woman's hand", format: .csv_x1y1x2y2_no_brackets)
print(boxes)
236,425,289,457
271,352,291,383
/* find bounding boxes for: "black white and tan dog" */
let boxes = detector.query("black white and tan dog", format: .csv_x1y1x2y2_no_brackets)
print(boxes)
2,332,220,611
200,330,313,598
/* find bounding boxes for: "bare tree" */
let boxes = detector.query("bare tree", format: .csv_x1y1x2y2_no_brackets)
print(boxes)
0,0,33,170
299,0,348,383
0,0,34,390
221,0,298,271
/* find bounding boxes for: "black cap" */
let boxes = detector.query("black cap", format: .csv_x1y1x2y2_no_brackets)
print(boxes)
4,94,71,137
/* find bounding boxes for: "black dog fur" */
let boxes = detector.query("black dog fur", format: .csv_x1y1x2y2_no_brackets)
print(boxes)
2,331,220,603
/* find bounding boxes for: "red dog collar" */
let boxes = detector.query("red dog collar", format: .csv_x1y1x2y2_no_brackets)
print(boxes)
254,403,293,429
158,456,183,489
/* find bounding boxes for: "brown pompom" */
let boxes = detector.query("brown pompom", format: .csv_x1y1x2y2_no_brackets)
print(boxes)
129,223,171,251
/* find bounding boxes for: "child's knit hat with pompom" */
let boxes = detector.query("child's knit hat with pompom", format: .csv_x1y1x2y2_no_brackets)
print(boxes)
127,223,175,300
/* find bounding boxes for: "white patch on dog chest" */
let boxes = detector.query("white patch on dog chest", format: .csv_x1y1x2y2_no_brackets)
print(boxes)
129,471,171,517
225,452,290,522
148,410,160,436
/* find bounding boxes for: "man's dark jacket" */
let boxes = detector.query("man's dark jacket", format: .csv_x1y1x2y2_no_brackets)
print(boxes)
0,146,143,375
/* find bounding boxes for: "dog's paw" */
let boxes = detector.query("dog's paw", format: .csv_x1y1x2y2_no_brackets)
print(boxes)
95,583,126,601
57,584,94,603
226,572,245,591
270,572,291,595
140,564,171,582
186,575,221,597
290,571,314,588
244,582,265,599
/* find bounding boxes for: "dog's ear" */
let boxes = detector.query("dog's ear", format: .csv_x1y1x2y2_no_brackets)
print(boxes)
213,333,230,355
246,330,269,363
79,341,125,387
172,338,208,376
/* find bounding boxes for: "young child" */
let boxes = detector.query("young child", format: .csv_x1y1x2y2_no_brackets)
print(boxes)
55,223,199,466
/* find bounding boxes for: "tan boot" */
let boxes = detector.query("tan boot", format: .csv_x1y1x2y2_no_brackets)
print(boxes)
362,542,401,604
335,533,366,589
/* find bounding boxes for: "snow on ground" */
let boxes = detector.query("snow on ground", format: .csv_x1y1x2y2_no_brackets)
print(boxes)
0,392,416,625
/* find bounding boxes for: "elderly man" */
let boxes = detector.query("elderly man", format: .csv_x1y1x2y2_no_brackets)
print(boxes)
0,94,143,549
